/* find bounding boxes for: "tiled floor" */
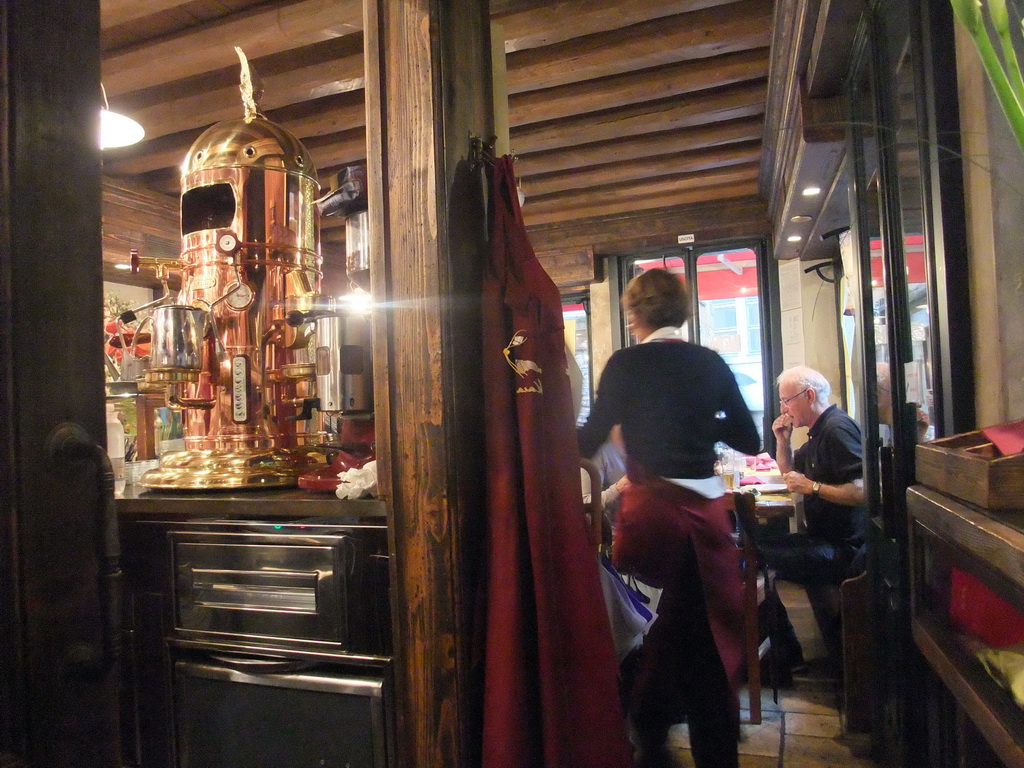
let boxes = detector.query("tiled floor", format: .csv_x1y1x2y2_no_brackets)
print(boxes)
664,580,878,767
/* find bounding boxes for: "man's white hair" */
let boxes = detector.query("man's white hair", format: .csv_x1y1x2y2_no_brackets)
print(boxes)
777,365,830,404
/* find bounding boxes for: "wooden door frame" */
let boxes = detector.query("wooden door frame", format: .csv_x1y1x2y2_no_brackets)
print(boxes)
1,1,120,766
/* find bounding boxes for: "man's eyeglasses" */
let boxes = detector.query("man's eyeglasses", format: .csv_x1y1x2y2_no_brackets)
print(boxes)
779,388,809,407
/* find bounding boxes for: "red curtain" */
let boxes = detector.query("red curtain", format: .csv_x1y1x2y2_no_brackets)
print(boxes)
479,155,633,768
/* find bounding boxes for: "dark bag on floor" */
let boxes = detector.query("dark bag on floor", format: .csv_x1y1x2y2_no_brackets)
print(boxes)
758,589,805,688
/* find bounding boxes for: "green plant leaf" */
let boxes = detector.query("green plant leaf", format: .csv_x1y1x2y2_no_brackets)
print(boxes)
951,0,983,34
953,0,1024,156
986,0,1024,107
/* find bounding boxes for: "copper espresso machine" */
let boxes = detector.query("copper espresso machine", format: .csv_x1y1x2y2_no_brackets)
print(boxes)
139,55,328,489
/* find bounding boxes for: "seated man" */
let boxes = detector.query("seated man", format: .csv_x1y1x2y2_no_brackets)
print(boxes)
761,365,867,672
876,361,930,443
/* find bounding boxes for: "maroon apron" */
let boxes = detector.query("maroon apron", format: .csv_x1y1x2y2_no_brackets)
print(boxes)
479,156,633,768
613,475,745,708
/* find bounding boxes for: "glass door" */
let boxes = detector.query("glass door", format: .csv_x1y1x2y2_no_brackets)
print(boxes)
562,293,592,425
849,4,939,541
845,2,973,764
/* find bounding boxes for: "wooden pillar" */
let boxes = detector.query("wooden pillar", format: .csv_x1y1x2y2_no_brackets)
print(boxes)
363,1,493,767
1,1,119,765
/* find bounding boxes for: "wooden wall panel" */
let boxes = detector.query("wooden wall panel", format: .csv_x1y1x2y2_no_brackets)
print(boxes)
534,246,598,288
101,179,178,285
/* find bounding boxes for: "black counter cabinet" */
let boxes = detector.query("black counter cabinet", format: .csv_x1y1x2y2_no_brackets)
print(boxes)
115,491,394,768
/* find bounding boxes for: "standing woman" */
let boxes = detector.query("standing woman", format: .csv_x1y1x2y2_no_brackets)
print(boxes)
578,268,761,768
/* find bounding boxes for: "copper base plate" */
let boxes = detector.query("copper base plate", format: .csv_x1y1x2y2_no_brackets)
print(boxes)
139,446,326,490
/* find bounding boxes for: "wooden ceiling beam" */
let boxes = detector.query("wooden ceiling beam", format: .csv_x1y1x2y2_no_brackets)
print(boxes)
512,80,766,153
524,141,761,197
533,246,598,288
493,0,743,53
103,90,367,176
117,37,364,141
105,71,766,194
101,0,192,30
306,128,370,175
516,116,763,177
525,179,762,227
525,194,770,255
528,162,759,208
102,128,206,177
505,0,772,94
523,164,760,223
102,0,363,96
509,47,769,126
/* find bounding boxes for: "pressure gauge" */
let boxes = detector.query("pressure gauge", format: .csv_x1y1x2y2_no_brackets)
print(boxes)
215,231,240,255
226,282,254,311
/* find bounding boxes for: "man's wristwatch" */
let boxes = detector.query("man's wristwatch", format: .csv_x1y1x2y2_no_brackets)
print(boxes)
811,481,822,496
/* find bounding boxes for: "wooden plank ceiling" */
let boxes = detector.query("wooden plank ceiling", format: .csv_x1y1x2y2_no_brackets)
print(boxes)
100,0,775,287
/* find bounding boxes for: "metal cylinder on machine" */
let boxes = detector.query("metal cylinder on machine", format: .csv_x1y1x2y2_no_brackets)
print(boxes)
345,211,370,292
315,304,373,417
148,305,208,374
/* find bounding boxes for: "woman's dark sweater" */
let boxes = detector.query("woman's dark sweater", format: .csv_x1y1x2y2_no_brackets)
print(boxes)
577,340,761,479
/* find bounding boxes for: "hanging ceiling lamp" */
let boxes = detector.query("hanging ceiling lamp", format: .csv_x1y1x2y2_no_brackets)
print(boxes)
100,84,144,149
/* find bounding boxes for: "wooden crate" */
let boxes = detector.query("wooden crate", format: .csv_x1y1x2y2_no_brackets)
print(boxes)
916,430,1024,509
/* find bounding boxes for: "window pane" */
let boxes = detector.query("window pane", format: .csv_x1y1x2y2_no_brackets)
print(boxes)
562,301,591,425
695,249,764,442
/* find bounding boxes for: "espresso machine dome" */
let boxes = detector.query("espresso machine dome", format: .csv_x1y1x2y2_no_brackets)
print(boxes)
140,52,327,489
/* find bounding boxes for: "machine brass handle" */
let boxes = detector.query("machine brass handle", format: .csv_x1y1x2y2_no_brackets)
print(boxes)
45,422,123,672
285,308,336,327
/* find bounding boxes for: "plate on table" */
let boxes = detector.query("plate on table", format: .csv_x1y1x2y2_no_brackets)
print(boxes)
751,483,788,494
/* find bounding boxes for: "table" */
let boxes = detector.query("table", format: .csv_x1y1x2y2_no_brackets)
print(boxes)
727,489,798,531
750,492,796,519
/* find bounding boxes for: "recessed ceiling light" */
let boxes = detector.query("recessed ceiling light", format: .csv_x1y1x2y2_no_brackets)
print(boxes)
801,186,821,196
790,215,812,223
787,235,803,242
113,262,132,270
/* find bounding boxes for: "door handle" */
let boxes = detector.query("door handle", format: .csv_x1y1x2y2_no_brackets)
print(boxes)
207,653,317,674
879,445,896,540
46,422,123,672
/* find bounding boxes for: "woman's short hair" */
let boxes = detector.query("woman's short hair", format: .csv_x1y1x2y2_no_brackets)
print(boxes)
622,268,692,329
777,365,831,404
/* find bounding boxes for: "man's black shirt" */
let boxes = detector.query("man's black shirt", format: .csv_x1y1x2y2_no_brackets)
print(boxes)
793,404,867,546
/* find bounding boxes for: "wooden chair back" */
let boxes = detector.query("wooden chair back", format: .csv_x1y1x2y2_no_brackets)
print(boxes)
734,490,775,724
580,458,605,554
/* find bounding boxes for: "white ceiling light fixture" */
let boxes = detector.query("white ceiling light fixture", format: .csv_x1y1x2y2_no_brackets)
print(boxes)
801,186,821,197
100,84,145,150
787,235,803,242
113,262,132,271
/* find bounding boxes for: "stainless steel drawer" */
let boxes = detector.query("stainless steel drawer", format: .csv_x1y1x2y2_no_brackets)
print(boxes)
172,532,354,645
